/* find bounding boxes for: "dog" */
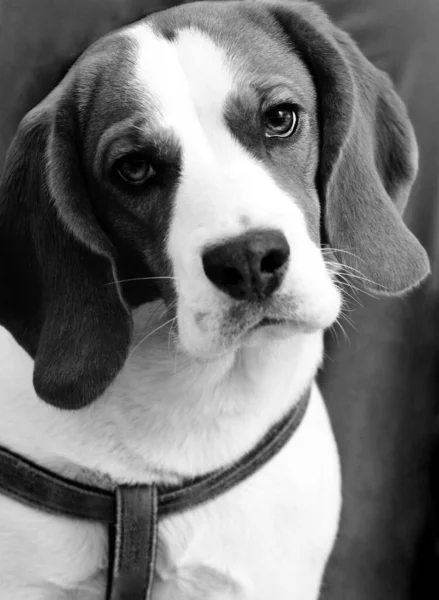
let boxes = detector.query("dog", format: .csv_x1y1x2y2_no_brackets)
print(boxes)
0,1,430,598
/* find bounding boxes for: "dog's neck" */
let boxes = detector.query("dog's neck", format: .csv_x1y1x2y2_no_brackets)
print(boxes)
0,304,323,489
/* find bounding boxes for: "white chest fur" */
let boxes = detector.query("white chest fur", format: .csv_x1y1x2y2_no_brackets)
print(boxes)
152,388,341,600
0,320,341,600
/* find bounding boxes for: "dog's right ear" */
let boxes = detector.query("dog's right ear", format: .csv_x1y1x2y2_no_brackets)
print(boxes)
269,1,430,295
0,86,132,409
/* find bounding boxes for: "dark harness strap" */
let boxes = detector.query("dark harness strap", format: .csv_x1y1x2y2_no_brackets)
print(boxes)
0,387,310,599
110,486,158,600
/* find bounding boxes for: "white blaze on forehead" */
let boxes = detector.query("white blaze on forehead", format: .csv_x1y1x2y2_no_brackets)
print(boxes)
128,24,235,154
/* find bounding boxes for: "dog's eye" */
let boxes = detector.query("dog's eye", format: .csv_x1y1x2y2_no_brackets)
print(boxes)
115,155,155,185
264,104,298,138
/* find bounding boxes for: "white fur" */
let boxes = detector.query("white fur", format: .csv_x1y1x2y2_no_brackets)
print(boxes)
0,25,342,600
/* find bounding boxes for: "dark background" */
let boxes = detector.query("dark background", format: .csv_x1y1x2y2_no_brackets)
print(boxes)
1,0,438,597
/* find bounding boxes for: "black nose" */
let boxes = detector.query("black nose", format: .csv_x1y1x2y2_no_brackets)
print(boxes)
202,229,290,301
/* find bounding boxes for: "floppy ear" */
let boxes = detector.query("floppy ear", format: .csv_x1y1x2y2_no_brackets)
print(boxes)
0,87,132,409
269,1,430,294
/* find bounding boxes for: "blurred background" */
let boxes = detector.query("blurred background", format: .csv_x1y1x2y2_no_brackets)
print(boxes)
1,0,438,597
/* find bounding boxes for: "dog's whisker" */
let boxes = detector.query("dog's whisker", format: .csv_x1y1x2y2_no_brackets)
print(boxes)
322,348,334,363
339,304,356,323
328,322,340,346
334,318,350,344
339,305,356,313
325,259,386,290
333,270,382,304
167,319,180,369
342,280,380,300
333,271,359,290
338,305,358,332
324,258,386,292
341,272,387,289
140,302,168,334
336,282,364,308
335,284,358,309
159,299,178,321
321,246,366,264
342,290,364,308
129,317,178,357
336,269,386,290
105,276,179,287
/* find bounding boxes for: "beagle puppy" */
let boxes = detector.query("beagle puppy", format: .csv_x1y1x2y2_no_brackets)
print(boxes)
0,1,429,599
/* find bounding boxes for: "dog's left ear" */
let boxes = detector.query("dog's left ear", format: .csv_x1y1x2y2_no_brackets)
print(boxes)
269,1,430,294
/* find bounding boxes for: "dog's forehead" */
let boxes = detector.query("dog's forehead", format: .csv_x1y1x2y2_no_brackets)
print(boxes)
145,2,311,85
77,3,315,140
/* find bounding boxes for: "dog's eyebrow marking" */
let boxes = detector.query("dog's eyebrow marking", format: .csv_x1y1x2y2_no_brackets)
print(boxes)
94,117,140,173
94,115,179,175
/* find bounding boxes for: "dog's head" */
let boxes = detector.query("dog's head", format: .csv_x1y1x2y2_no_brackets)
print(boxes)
0,0,429,409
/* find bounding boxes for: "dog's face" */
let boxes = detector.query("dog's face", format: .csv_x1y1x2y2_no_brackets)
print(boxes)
0,1,430,408
79,13,339,358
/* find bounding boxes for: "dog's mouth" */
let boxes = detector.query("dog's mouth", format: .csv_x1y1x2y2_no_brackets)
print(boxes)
242,315,303,340
244,311,324,340
250,317,294,331
215,297,319,346
257,317,288,327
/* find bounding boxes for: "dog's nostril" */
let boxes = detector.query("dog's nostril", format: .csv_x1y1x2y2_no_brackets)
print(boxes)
202,229,290,301
207,265,244,288
260,248,289,273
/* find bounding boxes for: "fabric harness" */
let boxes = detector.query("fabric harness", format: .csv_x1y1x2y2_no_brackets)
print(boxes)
0,387,310,599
